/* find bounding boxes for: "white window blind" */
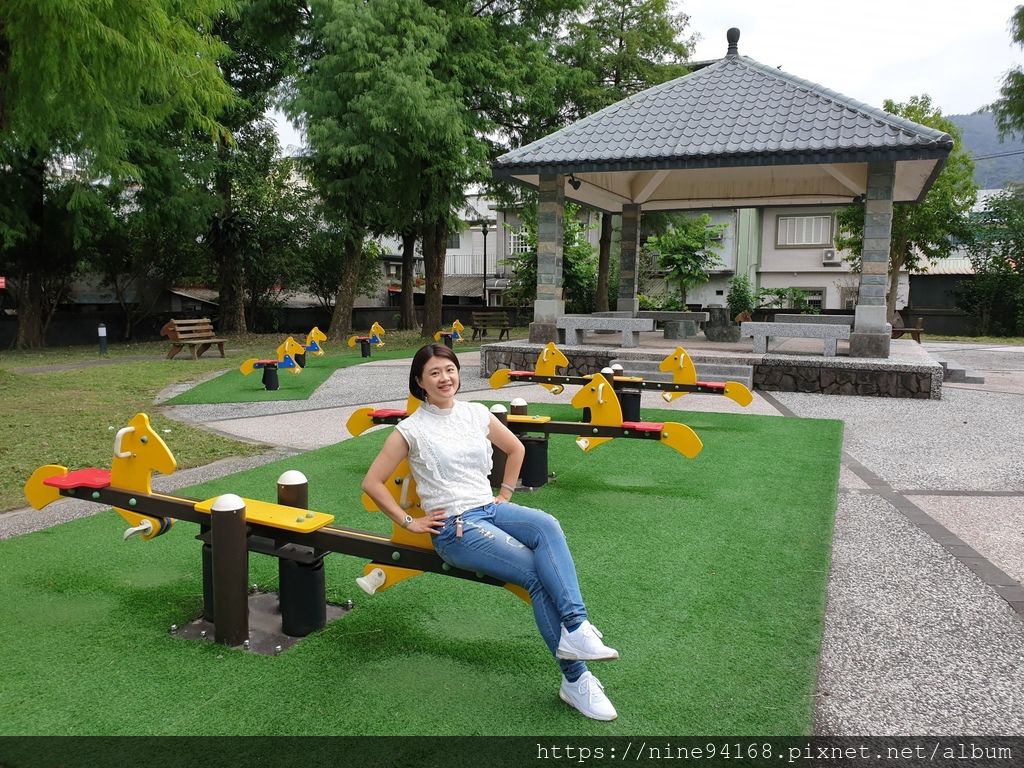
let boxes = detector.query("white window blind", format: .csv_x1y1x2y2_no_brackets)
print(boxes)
777,215,832,247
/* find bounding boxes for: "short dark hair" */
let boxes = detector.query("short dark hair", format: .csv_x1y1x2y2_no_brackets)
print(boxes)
409,344,460,401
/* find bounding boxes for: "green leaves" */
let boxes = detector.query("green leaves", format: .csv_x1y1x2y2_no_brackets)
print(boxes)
643,214,724,305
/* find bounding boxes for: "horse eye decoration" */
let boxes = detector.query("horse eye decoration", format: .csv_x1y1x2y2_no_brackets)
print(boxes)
140,436,149,444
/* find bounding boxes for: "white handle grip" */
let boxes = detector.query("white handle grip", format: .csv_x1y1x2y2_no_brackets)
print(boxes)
113,426,136,458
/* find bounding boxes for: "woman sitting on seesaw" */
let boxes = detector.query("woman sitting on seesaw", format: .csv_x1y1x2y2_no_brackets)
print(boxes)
361,343,620,721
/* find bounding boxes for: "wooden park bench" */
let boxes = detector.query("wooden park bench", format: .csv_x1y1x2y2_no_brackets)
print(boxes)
160,318,226,360
891,316,924,343
470,310,512,341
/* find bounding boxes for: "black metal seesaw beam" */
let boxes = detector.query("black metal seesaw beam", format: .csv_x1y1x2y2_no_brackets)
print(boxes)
57,484,506,589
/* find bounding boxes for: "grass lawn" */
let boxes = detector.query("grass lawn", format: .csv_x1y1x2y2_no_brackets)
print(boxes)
0,403,842,736
0,330,529,512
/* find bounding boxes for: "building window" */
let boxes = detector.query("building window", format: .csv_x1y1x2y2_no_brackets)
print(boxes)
795,288,825,309
508,230,531,254
776,215,832,247
447,231,462,250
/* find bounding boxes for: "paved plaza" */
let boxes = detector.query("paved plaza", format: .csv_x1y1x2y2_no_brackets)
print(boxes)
3,339,1022,734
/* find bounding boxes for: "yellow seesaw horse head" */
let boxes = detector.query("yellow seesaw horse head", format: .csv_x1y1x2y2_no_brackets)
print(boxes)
305,327,327,355
110,413,178,540
536,342,570,394
569,372,622,452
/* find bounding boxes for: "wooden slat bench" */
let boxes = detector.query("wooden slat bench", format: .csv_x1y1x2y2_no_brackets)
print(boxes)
740,321,850,357
470,311,511,341
891,317,924,343
160,318,226,360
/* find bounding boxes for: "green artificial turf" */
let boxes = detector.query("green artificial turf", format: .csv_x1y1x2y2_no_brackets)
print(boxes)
0,404,842,736
162,346,419,405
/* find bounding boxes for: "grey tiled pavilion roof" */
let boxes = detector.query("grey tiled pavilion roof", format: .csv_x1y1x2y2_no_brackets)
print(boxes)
492,31,952,210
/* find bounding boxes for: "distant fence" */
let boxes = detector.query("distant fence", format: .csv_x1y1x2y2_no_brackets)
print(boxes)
0,305,534,347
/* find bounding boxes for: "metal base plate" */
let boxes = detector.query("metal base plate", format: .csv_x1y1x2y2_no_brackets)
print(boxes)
172,590,350,655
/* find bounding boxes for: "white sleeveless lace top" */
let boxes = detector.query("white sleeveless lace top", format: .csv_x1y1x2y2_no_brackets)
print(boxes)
395,400,495,517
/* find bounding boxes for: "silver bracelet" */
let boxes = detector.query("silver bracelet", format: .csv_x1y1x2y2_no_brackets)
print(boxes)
500,483,515,493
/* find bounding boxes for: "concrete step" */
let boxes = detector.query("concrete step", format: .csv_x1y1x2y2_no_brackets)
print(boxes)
932,356,985,384
610,358,754,390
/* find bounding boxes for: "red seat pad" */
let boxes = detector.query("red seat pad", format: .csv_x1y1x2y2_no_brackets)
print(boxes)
369,409,408,419
695,381,725,390
508,371,537,377
44,468,112,489
620,421,664,433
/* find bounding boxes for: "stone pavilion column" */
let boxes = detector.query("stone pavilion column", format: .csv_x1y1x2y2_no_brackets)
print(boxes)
849,161,893,358
529,172,565,343
616,203,641,315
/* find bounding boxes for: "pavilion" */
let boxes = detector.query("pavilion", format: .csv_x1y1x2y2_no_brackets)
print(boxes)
491,28,953,358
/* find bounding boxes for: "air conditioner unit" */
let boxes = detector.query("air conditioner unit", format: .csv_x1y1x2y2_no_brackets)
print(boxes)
822,248,839,266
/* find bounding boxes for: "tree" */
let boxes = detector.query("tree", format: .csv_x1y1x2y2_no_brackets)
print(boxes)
836,96,977,323
557,0,695,311
207,0,306,334
957,188,1024,335
0,0,234,347
992,6,1024,137
642,214,724,307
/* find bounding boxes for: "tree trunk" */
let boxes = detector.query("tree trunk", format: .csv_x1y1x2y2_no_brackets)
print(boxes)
421,219,446,338
213,138,247,334
327,232,363,340
14,155,47,349
887,240,907,324
399,228,417,330
596,212,612,312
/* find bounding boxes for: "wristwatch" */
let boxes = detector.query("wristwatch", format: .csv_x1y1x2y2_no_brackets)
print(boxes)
400,514,413,529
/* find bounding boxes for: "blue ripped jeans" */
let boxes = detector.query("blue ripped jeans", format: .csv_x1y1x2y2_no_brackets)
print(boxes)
433,501,589,680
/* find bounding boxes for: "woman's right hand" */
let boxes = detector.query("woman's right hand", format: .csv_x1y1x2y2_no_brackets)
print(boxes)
407,510,446,535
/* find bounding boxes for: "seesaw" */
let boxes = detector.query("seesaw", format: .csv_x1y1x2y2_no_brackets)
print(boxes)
347,373,703,461
239,337,305,390
489,342,753,407
24,413,527,649
433,318,465,347
302,327,328,358
347,321,386,357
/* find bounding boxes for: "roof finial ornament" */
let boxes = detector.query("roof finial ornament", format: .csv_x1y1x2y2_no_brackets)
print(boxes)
727,28,740,56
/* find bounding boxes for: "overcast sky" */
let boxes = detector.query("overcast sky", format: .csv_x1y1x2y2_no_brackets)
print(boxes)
684,0,1021,116
272,1,1023,151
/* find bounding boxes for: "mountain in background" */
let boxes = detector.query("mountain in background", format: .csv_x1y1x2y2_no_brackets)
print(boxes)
949,111,1024,189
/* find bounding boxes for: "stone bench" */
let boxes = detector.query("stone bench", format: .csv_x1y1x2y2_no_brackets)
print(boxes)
774,313,854,326
556,315,654,348
740,321,851,357
638,311,711,340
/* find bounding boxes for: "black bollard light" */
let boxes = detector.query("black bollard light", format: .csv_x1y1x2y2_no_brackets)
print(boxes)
98,323,108,357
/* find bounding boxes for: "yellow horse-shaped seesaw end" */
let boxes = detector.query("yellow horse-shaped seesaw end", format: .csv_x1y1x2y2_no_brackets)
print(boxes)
657,346,698,401
488,369,512,389
110,413,178,540
570,372,622,452
24,465,68,510
658,422,704,459
724,381,754,407
535,342,568,395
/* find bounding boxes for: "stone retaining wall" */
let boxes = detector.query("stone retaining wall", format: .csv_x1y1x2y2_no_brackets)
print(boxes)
754,360,940,398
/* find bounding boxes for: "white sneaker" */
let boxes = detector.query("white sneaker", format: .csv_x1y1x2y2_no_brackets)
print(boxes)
559,671,617,721
556,620,619,661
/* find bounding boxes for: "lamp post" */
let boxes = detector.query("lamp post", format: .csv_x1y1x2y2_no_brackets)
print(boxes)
480,220,490,307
